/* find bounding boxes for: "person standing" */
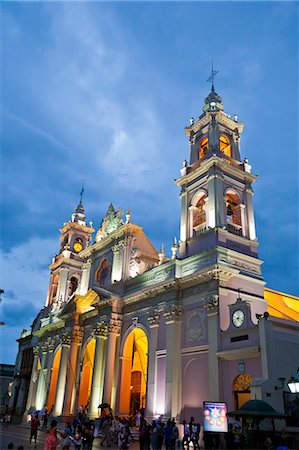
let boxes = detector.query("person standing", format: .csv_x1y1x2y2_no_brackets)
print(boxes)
164,420,173,450
171,419,178,450
29,414,40,447
135,411,142,428
42,411,49,429
182,420,190,450
100,418,111,447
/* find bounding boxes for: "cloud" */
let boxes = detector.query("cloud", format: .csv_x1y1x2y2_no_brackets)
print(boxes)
0,237,56,325
7,113,69,151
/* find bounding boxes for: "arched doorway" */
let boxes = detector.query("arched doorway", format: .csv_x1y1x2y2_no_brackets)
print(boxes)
233,373,252,409
78,339,95,410
47,347,61,411
119,328,148,415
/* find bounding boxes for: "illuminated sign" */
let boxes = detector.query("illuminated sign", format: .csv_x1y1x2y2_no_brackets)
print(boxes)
203,401,228,433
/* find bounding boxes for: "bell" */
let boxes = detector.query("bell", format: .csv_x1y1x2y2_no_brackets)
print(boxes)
227,203,234,216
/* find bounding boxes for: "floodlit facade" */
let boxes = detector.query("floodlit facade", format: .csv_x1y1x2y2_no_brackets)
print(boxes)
10,86,299,431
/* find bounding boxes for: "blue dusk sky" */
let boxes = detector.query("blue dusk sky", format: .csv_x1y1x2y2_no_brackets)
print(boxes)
0,2,298,364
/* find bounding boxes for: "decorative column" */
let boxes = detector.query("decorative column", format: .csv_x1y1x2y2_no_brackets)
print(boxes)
207,168,225,228
146,310,160,418
204,294,220,401
62,330,83,416
35,342,48,410
53,333,70,416
44,340,55,409
164,305,182,419
79,259,92,295
56,268,69,303
179,187,188,257
245,186,256,240
121,237,132,280
25,346,40,413
102,319,121,405
89,322,108,416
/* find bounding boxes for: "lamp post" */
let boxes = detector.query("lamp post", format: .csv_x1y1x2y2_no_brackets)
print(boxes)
287,368,299,394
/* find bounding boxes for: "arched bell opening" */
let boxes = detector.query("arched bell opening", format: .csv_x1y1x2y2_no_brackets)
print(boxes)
68,276,79,297
78,339,96,410
199,137,209,160
47,346,62,411
225,189,242,228
119,328,148,416
51,275,59,304
220,135,231,158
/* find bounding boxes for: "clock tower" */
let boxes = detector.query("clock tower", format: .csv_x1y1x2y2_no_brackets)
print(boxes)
45,195,94,308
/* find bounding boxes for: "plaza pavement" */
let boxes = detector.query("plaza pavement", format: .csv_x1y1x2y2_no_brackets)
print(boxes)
0,423,139,450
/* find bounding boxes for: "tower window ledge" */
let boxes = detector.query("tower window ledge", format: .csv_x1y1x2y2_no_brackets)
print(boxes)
225,223,243,236
194,224,208,235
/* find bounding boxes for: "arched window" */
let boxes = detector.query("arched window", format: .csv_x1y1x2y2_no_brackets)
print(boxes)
199,137,209,159
220,135,231,157
95,259,110,287
225,190,241,227
192,192,207,230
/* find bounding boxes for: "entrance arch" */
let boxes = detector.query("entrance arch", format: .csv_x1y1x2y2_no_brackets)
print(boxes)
119,328,148,415
233,373,252,409
78,339,95,409
47,346,62,411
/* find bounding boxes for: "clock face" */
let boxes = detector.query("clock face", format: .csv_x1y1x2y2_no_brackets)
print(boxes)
232,309,245,328
73,242,83,253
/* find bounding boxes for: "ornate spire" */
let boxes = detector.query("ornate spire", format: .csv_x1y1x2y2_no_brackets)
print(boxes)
72,183,86,224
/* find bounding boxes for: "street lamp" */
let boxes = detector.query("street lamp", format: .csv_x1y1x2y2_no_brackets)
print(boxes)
287,367,299,394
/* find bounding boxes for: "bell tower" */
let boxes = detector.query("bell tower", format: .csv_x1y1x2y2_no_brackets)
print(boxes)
177,75,257,259
46,192,94,308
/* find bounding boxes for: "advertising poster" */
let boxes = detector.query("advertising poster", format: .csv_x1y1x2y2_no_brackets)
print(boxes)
203,401,228,433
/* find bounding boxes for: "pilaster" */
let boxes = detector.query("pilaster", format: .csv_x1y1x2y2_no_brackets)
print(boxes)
204,294,220,401
245,186,256,240
179,188,188,257
164,305,182,419
56,268,69,303
208,168,225,228
79,259,92,295
102,319,121,405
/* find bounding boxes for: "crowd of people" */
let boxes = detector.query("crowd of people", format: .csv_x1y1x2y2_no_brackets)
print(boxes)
3,407,293,450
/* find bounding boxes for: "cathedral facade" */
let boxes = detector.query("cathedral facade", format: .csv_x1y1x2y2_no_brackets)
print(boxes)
10,87,299,426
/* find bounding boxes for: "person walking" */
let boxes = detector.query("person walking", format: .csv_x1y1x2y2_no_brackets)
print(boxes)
29,414,40,447
44,420,60,450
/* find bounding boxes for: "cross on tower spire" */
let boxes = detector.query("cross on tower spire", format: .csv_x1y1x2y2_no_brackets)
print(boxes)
79,181,85,205
207,61,218,91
